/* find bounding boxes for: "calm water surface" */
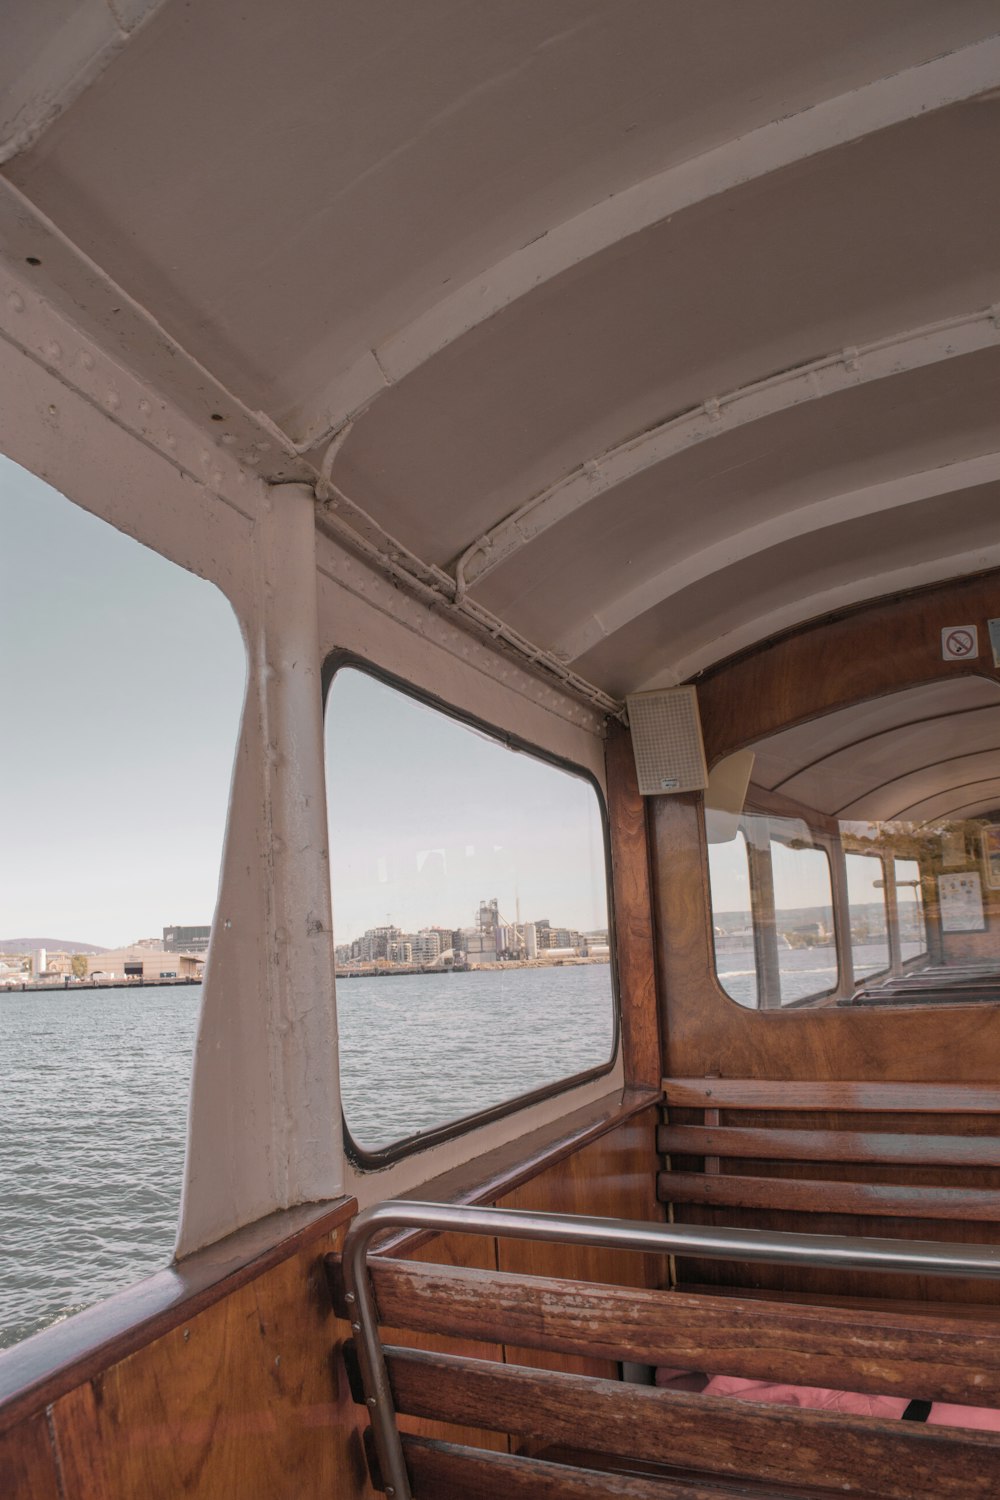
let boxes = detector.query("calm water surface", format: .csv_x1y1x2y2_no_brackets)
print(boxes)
0,966,614,1348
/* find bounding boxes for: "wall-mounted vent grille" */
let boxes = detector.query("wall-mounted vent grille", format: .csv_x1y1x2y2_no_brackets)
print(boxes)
626,687,708,796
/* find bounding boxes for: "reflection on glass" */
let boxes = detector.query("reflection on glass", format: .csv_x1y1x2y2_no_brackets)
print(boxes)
895,857,927,961
770,834,837,1005
325,667,615,1152
707,831,757,1008
845,853,890,982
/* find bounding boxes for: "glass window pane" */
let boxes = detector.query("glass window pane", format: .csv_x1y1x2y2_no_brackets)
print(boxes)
845,853,890,982
770,831,837,1004
895,857,927,960
707,830,757,1007
325,666,616,1156
0,457,244,1349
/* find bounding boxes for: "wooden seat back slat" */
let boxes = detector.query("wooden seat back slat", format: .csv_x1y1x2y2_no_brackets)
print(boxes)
659,1172,1000,1221
385,1346,1000,1500
401,1435,794,1500
365,1256,1000,1405
662,1079,1000,1112
659,1123,1000,1167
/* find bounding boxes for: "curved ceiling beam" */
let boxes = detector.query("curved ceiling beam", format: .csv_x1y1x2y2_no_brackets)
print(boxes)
835,749,1000,819
896,778,1000,822
639,539,1000,691
297,35,1000,453
556,450,1000,664
459,305,1000,598
919,796,1000,825
769,702,1000,795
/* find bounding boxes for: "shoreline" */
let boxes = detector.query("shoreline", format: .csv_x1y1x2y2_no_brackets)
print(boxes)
1,976,202,997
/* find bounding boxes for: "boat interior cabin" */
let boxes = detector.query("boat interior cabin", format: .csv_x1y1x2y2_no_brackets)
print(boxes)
4,4,1000,1497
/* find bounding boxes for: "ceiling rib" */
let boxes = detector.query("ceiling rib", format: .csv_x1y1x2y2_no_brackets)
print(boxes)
767,700,1000,794
555,452,1000,664
297,34,1000,452
456,306,1000,598
834,748,1000,819
640,539,1000,690
903,780,1000,823
920,796,1000,825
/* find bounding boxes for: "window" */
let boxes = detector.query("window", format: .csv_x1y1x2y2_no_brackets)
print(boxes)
707,830,758,1008
845,853,890,982
895,857,927,961
769,824,838,1005
324,663,617,1161
0,456,244,1349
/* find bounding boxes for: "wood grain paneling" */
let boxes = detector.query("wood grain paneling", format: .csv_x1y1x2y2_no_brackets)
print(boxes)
696,570,1000,765
606,723,661,1088
364,1258,1000,1406
0,1412,61,1499
383,1231,507,1454
652,791,1000,1087
495,1112,666,1377
50,1224,374,1500
386,1347,1000,1500
400,1433,782,1499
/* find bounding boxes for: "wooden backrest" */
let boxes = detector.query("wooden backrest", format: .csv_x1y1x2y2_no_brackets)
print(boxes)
331,1251,1000,1498
658,1078,1000,1301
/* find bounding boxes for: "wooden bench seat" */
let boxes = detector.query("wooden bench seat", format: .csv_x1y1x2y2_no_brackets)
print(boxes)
333,1250,1000,1498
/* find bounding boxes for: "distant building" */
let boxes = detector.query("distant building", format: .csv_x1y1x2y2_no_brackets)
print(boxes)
411,931,441,962
84,945,202,979
163,924,211,953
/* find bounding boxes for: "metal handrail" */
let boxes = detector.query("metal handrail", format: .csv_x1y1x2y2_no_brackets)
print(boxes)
341,1199,1000,1499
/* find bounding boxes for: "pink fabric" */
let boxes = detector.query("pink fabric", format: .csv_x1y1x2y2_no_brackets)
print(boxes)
928,1402,1000,1431
701,1374,908,1420
694,1374,1000,1430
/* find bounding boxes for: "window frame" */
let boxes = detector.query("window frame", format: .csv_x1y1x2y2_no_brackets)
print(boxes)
322,650,621,1170
844,850,891,987
767,826,840,1008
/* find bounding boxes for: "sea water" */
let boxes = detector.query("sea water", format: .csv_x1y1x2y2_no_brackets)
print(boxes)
0,966,614,1348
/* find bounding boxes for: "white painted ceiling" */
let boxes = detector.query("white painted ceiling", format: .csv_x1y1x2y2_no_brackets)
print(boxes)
3,0,1000,719
749,679,1000,824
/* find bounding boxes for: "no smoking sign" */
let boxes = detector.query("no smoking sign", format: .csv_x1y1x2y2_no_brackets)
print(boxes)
941,625,979,661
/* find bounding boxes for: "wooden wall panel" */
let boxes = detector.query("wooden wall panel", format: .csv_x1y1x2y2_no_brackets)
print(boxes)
0,1411,61,1499
49,1225,374,1500
605,723,662,1088
696,569,1000,765
494,1111,667,1377
653,792,1000,1084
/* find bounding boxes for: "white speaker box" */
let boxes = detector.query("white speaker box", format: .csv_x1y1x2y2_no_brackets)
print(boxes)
626,686,708,796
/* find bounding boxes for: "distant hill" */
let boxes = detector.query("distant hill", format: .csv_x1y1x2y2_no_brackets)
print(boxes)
0,938,108,954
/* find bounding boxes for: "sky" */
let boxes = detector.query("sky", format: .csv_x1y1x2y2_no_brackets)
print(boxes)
325,669,609,943
1,456,609,952
0,457,246,949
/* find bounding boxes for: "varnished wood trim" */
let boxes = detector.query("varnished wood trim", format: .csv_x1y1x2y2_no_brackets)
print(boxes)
659,1171,1000,1221
696,569,1000,765
663,1079,1000,1111
0,1194,357,1434
606,722,662,1087
659,1123,1000,1167
401,1434,773,1500
366,1258,1000,1405
372,1087,660,1258
676,1283,1000,1320
385,1346,1000,1499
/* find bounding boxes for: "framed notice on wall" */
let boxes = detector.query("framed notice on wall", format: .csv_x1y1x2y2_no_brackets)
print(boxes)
938,871,985,932
983,827,1000,890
